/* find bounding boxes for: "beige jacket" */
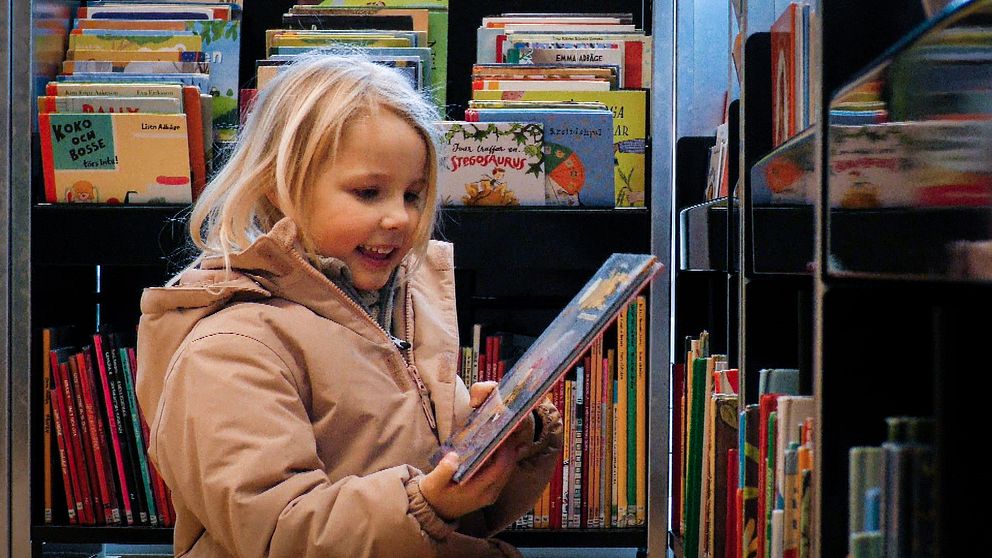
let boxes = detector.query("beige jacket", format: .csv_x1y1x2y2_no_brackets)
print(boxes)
136,218,562,558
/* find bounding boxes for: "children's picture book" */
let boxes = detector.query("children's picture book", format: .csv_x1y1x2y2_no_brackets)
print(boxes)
472,89,648,207
38,112,191,204
431,253,663,483
437,121,546,206
467,107,615,206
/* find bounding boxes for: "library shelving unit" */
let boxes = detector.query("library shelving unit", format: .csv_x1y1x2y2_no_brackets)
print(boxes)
672,0,990,556
4,1,676,557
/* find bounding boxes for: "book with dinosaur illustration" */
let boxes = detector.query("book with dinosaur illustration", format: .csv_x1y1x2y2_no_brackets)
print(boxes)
431,253,663,483
436,121,546,206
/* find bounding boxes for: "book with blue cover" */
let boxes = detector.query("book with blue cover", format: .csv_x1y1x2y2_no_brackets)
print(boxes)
467,107,615,206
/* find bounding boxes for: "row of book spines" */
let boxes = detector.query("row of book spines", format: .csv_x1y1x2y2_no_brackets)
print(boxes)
847,417,936,558
43,327,174,528
509,295,648,529
678,396,817,558
674,330,817,558
457,332,507,386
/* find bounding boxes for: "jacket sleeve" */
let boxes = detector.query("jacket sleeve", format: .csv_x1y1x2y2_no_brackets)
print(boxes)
148,333,510,558
451,377,564,538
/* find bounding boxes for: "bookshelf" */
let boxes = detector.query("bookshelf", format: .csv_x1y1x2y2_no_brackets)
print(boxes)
4,1,674,558
673,0,990,557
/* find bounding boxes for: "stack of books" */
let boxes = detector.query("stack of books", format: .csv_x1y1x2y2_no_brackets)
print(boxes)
437,12,651,208
36,0,244,204
243,1,448,111
43,326,173,527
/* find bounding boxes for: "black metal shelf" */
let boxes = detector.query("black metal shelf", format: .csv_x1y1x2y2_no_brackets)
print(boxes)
32,526,172,546
439,207,651,271
829,206,992,280
679,199,732,273
497,528,646,548
32,525,647,549
750,205,815,276
31,205,651,271
31,204,192,267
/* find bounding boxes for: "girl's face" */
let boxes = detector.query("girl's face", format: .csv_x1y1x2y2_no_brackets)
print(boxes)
307,108,428,291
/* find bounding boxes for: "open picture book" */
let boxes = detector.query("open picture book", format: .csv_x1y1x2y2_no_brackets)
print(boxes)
431,253,664,483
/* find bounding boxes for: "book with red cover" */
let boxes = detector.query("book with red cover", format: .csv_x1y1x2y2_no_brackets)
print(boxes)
67,353,107,524
91,335,135,525
80,348,122,524
49,378,79,525
51,352,93,524
771,3,799,147
757,394,781,558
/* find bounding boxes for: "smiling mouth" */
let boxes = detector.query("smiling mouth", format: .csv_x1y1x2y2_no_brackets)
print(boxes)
358,245,396,261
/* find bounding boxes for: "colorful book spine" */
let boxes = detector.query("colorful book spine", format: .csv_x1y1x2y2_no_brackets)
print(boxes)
634,295,647,526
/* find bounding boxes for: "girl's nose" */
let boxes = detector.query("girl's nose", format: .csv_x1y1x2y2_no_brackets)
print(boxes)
381,199,410,230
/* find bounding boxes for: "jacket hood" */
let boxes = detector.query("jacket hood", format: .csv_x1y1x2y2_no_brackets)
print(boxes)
135,217,436,430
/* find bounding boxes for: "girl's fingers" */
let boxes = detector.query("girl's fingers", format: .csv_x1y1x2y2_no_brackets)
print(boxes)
469,381,498,407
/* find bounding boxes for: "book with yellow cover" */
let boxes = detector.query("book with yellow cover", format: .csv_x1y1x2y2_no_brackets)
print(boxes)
38,112,191,204
616,302,628,526
635,293,647,526
473,89,647,206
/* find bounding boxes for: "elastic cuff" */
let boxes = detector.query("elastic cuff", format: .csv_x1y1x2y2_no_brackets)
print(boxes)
405,475,459,541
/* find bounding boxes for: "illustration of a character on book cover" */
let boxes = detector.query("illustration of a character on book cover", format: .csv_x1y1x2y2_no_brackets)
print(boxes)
39,112,191,204
437,121,545,205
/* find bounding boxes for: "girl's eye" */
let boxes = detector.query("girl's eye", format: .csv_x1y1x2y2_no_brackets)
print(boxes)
355,188,379,201
404,191,422,204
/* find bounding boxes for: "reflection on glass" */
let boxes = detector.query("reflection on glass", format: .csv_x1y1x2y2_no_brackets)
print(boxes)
827,0,992,279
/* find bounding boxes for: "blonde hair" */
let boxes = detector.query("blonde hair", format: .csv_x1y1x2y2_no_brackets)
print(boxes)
187,53,441,273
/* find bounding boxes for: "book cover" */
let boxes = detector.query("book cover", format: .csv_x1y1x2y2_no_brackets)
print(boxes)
437,121,545,206
45,81,185,99
771,3,798,147
67,32,203,53
501,32,651,88
616,304,629,527
81,348,122,525
90,337,134,525
742,404,761,558
751,126,816,205
625,300,636,527
77,5,231,21
68,49,206,62
49,373,79,525
431,253,662,483
67,353,108,524
713,394,740,558
472,89,648,207
467,108,615,207
38,112,191,204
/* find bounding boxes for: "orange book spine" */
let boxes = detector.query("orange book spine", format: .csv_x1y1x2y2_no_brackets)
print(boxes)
37,112,58,202
182,85,207,200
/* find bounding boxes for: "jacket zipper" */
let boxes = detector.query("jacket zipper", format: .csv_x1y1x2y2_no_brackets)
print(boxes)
284,248,440,437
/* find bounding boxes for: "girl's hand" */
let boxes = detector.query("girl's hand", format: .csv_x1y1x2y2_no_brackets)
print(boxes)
420,381,530,520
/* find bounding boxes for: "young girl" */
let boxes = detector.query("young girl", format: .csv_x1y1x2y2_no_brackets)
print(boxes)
135,55,562,558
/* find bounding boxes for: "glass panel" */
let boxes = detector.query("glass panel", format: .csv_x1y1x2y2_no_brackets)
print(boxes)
826,0,992,280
